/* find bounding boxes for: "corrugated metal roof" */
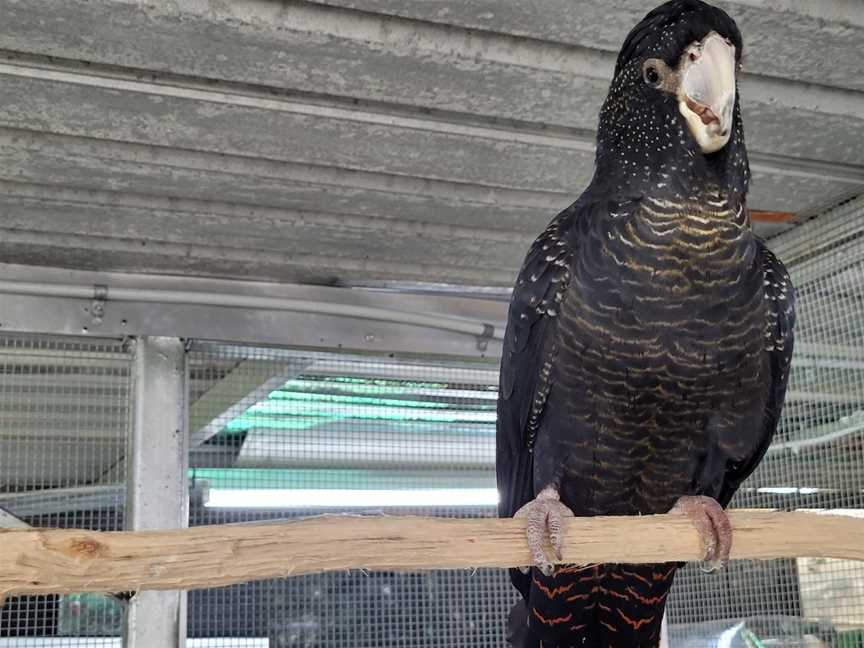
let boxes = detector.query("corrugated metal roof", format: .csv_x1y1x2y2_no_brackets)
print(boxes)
0,0,861,287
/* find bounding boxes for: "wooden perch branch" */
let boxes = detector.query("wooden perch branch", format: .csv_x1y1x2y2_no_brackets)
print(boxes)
1,511,862,602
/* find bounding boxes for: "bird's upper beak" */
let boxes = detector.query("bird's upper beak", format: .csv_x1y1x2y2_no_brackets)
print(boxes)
678,32,736,154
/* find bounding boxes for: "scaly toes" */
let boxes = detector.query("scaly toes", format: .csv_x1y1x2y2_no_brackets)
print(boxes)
515,488,574,575
699,497,732,571
527,504,556,574
671,495,733,571
546,500,573,561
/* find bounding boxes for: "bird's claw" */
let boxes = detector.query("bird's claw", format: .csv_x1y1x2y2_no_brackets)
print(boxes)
671,495,732,571
514,486,574,576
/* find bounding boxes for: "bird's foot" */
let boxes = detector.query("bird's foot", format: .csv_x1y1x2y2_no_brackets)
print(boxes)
670,495,732,572
514,485,574,576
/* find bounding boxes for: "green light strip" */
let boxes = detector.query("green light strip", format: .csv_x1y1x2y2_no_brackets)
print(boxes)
190,467,495,490
282,378,497,399
268,390,456,409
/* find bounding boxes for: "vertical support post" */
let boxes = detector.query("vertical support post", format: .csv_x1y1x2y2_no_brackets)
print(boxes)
124,337,188,648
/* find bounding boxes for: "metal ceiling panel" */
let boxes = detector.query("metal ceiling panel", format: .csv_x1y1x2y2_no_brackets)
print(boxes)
0,0,861,286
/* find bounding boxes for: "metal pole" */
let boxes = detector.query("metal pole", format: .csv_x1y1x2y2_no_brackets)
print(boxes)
659,612,669,648
124,337,188,648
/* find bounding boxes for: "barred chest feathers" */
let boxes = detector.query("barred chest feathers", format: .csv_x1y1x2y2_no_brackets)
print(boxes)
557,191,767,408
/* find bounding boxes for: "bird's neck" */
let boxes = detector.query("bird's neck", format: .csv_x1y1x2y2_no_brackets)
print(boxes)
600,188,757,293
637,188,750,246
592,126,750,207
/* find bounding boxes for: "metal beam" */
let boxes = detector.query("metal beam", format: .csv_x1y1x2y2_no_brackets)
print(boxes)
770,193,864,282
305,362,500,386
767,418,864,455
0,262,506,359
0,506,28,529
189,358,311,446
125,337,188,648
0,485,125,517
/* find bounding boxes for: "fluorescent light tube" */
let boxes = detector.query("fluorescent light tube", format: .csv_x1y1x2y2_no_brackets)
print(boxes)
756,487,820,495
205,488,499,508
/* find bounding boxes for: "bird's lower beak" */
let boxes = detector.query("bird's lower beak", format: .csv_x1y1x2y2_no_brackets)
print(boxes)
678,32,736,154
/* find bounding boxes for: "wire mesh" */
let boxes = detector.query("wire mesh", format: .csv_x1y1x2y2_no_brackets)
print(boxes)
667,197,864,647
184,200,864,647
0,334,131,645
186,344,513,647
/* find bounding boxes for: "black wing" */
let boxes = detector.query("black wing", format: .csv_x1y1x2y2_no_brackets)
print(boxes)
717,240,796,506
496,203,579,524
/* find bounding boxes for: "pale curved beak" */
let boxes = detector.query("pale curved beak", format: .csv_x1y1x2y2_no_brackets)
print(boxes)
678,32,736,154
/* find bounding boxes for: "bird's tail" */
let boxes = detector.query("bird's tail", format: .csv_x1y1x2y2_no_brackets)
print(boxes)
507,562,679,648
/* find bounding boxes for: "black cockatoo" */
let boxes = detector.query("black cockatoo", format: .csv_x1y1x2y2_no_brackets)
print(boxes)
496,1,796,647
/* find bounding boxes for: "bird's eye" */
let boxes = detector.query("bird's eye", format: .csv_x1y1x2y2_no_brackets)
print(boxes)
642,58,667,89
643,65,660,87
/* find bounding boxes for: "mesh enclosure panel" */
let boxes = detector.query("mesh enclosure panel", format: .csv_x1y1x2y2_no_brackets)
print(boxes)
186,200,864,647
667,198,864,647
187,345,514,647
0,334,131,645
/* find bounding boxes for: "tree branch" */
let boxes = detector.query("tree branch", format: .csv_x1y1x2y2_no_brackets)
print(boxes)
1,511,861,600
